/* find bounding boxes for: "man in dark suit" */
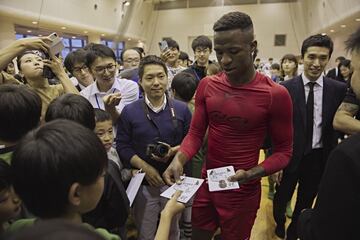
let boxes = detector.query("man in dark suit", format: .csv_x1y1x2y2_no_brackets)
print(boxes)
272,34,347,240
325,56,345,80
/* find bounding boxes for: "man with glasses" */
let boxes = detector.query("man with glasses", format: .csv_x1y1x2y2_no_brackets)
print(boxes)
183,35,213,83
119,48,143,83
81,44,139,122
64,49,94,91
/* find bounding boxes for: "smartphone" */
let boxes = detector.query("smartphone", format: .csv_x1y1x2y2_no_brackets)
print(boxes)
158,40,168,52
41,50,56,79
48,32,64,55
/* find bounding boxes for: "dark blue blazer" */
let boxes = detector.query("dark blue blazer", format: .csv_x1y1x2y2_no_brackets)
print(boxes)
281,75,347,173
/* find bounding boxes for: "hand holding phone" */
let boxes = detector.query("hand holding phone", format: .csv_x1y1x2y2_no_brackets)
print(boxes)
48,32,64,56
158,40,169,52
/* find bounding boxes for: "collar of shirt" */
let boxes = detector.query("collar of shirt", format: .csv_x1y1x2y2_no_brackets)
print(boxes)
302,72,324,88
89,77,123,96
145,94,167,113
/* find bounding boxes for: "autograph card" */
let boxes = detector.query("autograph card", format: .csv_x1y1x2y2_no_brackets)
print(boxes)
161,176,204,203
207,166,240,192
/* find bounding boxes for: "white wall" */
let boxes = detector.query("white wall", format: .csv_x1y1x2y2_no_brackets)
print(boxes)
144,2,308,62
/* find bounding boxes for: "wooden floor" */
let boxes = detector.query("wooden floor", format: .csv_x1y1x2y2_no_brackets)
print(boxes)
249,151,296,240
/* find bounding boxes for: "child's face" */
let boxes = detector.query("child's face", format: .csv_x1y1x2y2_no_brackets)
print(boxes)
95,120,113,152
0,187,21,223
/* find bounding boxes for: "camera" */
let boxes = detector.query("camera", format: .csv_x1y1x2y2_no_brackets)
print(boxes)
146,142,170,158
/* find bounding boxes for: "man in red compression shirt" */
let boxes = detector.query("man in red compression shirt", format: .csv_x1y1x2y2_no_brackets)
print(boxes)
163,12,293,240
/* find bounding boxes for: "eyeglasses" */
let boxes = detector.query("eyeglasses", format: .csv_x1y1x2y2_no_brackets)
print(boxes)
73,65,89,73
93,64,117,74
195,48,210,54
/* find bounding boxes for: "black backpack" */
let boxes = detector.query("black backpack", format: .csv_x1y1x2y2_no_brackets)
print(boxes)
83,160,130,231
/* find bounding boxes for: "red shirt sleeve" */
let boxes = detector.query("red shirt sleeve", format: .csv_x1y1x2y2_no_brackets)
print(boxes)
179,78,209,159
259,84,293,174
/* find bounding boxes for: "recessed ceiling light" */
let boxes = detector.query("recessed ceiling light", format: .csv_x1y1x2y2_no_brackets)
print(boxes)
340,24,346,28
84,30,88,34
27,30,32,33
31,21,38,24
38,34,43,37
61,26,66,30
330,29,335,33
128,38,131,41
356,18,360,22
321,33,327,36
72,36,76,39
124,1,130,6
101,34,105,37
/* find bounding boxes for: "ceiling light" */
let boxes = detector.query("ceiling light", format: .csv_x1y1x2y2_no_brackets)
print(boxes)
356,18,360,22
27,30,32,33
72,36,76,39
330,29,335,33
84,30,88,34
31,21,38,24
321,33,326,36
101,34,105,37
124,1,130,6
38,34,43,37
340,24,346,28
128,38,131,41
61,26,66,30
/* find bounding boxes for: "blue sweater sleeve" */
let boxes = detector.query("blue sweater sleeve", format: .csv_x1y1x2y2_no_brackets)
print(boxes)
116,106,136,168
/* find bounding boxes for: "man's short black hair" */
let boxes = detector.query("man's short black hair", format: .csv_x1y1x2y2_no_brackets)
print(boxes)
213,11,253,32
85,44,116,68
301,34,334,58
271,63,281,71
11,120,108,219
335,56,346,62
338,59,351,69
120,48,142,62
45,94,95,130
345,27,360,53
171,72,197,102
0,159,12,192
164,38,179,50
138,55,168,80
191,35,212,52
94,108,112,123
64,49,88,74
178,51,189,61
0,85,41,142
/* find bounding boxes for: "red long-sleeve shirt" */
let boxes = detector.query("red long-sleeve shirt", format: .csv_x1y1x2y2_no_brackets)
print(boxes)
180,72,293,178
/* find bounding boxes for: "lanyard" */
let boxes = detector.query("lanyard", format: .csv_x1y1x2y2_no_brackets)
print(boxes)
95,88,116,109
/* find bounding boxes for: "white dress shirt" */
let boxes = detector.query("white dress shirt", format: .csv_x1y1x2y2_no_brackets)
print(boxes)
302,73,323,149
80,77,139,113
145,94,167,113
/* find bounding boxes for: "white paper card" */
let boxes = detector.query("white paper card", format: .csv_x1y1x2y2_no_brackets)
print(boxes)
207,166,240,192
160,176,204,203
126,172,145,206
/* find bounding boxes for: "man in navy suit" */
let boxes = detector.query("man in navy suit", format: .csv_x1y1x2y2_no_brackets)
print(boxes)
272,34,347,240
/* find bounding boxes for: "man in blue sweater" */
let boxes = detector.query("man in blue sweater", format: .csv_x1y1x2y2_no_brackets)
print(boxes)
116,55,192,240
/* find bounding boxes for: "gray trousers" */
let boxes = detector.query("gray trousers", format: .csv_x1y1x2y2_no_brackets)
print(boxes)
133,185,180,240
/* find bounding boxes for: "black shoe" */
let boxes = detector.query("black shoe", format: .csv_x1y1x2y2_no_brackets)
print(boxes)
275,225,285,238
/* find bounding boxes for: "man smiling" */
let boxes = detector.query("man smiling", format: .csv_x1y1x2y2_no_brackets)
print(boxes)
80,44,139,122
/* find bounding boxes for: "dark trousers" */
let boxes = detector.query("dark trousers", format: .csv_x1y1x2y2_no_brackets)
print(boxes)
273,149,324,240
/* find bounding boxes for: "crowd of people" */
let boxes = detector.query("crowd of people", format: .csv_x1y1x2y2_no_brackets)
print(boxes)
0,10,359,240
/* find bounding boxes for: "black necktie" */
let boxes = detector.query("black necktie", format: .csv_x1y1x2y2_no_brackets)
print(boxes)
306,82,316,153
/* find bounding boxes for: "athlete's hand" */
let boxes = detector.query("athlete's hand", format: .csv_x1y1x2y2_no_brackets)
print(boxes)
271,170,283,185
228,169,250,184
163,157,184,185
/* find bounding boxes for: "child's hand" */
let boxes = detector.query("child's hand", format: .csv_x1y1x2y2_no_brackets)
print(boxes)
161,190,185,217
